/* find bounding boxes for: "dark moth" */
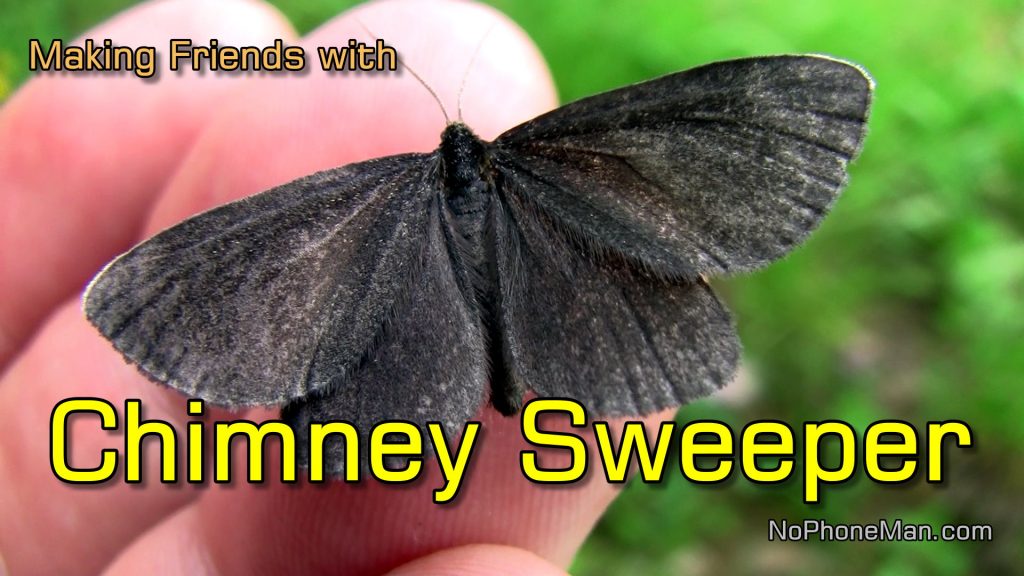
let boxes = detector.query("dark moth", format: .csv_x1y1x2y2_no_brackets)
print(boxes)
84,55,873,474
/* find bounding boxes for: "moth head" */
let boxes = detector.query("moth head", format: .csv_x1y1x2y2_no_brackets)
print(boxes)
439,122,488,191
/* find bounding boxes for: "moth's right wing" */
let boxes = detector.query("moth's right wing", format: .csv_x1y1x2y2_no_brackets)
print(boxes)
494,55,873,280
491,192,740,416
84,154,437,408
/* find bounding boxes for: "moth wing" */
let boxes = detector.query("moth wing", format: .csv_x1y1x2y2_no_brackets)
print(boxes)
492,194,739,416
85,154,437,407
283,198,487,474
494,55,873,279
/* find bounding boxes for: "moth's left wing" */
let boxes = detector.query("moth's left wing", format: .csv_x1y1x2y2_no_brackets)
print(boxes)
283,198,487,475
494,55,872,280
84,154,437,407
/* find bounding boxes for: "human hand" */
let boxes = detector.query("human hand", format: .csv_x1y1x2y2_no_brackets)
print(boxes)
0,1,672,574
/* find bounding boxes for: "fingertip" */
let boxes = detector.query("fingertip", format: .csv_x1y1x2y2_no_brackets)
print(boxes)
385,544,570,576
339,0,558,138
101,506,217,576
0,0,297,372
152,0,557,228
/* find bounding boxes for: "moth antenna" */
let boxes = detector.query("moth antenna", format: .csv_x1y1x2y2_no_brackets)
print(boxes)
456,21,498,123
353,17,450,124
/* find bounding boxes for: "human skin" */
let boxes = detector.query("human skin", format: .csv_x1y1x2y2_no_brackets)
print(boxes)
0,1,675,574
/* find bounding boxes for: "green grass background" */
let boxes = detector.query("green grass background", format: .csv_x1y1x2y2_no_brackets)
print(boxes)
2,1,1022,574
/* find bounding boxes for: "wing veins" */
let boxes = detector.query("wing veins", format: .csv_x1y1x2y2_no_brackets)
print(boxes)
674,116,854,160
502,156,689,271
299,174,436,397
619,284,675,400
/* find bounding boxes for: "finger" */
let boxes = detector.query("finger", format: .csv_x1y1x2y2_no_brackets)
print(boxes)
103,1,647,574
105,408,671,576
144,0,557,233
0,305,199,576
385,545,571,576
0,0,295,370
0,1,297,574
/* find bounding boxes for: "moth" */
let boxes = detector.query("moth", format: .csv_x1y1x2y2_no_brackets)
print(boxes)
84,55,873,474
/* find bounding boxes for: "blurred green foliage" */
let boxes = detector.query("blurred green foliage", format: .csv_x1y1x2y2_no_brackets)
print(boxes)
2,1,1021,574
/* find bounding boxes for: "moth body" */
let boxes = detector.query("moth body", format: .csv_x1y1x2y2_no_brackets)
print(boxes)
437,122,522,414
